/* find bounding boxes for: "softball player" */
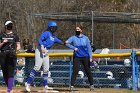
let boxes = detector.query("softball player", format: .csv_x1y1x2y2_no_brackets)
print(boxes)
25,21,63,92
0,21,21,93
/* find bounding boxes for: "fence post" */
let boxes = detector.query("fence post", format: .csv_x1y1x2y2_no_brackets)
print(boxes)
132,49,138,90
135,54,139,90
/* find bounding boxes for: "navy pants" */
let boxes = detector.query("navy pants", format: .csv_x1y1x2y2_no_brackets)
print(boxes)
71,57,93,86
0,51,17,86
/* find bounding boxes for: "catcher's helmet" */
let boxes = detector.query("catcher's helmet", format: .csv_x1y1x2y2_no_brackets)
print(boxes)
48,21,57,27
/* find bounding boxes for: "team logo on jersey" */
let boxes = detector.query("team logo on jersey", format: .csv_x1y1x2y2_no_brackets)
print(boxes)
2,38,14,42
2,38,14,40
50,36,54,41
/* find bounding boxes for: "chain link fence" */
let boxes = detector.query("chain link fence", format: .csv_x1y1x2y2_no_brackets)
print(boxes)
0,49,136,91
22,12,140,50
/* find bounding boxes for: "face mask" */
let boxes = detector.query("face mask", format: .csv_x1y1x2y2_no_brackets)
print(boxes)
75,31,80,36
6,23,13,30
49,26,57,33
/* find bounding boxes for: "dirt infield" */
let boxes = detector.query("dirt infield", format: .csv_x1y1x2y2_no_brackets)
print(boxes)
0,87,139,93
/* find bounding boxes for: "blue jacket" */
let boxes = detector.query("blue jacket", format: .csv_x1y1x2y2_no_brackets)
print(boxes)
66,34,92,59
38,31,62,49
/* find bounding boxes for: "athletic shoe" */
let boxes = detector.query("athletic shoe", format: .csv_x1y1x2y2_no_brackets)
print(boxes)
69,86,74,92
25,82,31,92
45,85,53,90
90,85,95,91
7,90,13,93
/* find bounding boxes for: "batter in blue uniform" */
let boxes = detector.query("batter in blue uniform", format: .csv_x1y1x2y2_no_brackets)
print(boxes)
25,21,63,92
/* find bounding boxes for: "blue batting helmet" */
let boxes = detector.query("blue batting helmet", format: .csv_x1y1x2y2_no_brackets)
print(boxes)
48,21,57,27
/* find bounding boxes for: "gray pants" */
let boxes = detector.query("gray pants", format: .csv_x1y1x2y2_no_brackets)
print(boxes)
33,47,49,74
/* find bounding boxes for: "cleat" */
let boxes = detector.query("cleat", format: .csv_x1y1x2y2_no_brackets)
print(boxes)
7,90,13,93
25,82,31,92
90,85,95,91
69,86,75,92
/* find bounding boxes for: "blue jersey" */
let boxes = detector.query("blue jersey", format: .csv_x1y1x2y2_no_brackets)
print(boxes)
38,31,62,49
66,34,92,59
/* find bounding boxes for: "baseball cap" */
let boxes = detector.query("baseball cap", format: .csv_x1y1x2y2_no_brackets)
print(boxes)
5,21,13,26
